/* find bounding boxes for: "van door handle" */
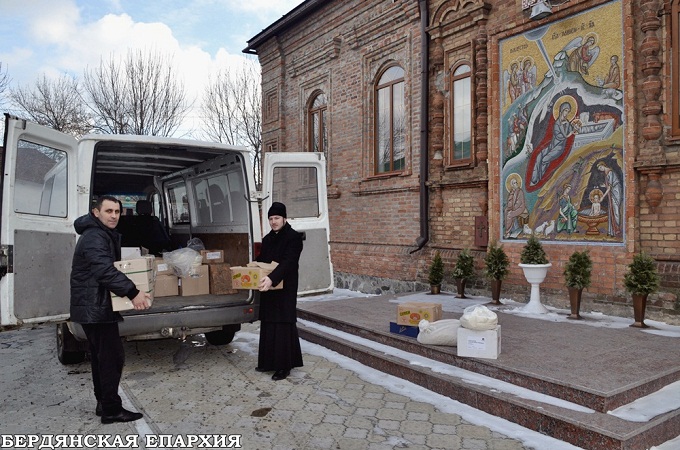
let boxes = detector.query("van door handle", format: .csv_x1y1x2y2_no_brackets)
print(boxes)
0,245,13,278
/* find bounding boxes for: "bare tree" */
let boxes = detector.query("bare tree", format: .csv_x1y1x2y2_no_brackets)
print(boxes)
0,62,10,111
201,59,262,185
9,74,92,136
83,50,190,136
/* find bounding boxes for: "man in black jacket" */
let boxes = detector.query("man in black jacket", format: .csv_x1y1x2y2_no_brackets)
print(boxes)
255,202,304,381
70,195,151,423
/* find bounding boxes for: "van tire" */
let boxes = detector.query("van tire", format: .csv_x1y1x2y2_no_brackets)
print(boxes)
205,324,241,345
57,322,87,365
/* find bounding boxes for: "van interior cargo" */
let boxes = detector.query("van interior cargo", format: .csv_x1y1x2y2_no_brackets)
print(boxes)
90,140,254,315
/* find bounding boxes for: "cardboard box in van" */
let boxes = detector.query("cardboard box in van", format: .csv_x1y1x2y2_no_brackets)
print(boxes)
208,263,238,295
230,262,282,290
180,265,209,296
154,258,173,275
200,249,224,264
155,274,179,297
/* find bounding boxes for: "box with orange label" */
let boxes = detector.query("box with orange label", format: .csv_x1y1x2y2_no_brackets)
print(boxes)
230,262,282,290
396,302,442,326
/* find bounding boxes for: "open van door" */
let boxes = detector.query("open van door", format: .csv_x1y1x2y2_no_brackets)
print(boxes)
262,152,333,295
1,115,78,326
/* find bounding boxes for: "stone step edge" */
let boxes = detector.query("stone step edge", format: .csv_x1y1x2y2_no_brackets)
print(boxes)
297,321,680,450
297,308,658,413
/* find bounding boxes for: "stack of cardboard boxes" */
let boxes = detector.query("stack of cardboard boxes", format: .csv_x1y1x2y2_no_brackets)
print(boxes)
389,302,442,338
154,249,238,297
113,248,240,307
111,255,156,311
201,250,238,295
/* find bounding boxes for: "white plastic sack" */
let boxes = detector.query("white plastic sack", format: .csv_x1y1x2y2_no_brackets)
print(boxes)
162,248,203,277
416,319,460,346
460,304,498,330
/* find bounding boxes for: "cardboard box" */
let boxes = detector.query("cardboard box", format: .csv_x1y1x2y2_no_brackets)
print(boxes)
154,274,179,297
389,322,419,338
121,247,141,259
201,249,224,264
230,262,282,290
180,264,209,296
155,258,173,275
396,302,442,326
121,247,149,259
208,263,238,295
111,256,156,311
457,325,501,359
112,288,154,311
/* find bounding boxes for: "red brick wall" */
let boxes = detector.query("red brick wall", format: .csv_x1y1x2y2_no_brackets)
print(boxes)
253,0,680,321
257,0,425,283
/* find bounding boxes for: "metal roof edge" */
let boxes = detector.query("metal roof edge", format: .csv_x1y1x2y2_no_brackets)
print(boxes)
243,0,329,54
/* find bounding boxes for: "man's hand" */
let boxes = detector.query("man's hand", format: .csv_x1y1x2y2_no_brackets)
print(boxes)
259,276,273,292
131,291,152,310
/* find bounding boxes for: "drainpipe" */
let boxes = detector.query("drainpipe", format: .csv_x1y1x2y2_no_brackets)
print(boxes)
411,0,430,254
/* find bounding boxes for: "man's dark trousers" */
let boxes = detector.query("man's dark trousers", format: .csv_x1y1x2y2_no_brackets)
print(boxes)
81,322,124,415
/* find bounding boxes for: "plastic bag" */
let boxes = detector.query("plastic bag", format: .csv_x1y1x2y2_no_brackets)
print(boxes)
460,304,498,330
162,248,203,277
416,319,460,346
186,237,205,252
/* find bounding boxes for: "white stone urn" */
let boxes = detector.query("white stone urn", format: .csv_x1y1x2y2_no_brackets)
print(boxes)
518,263,552,314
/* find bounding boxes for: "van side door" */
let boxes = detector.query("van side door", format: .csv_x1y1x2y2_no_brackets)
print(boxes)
262,152,333,295
0,116,78,325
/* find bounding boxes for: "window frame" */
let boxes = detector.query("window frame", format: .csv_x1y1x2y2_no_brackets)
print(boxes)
672,1,680,136
373,64,406,176
447,61,474,167
308,91,328,157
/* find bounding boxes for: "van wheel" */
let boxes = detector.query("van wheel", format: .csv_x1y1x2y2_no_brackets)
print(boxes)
57,323,86,365
205,324,241,345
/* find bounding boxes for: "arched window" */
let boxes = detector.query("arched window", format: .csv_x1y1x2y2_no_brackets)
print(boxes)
308,92,327,156
450,63,472,163
375,65,405,174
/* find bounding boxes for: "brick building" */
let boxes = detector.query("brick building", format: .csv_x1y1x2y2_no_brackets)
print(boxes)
244,0,680,323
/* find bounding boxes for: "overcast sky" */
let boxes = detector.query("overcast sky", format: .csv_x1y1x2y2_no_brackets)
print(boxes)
0,0,305,135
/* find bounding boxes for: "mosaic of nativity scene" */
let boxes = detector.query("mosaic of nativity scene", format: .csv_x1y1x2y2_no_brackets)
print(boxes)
500,0,623,244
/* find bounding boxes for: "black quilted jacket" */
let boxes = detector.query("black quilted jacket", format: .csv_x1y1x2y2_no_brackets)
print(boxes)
69,213,139,324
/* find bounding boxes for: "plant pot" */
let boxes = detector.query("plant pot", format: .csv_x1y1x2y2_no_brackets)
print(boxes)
631,293,649,328
456,279,467,298
430,284,441,295
518,263,552,314
490,279,502,305
567,287,583,320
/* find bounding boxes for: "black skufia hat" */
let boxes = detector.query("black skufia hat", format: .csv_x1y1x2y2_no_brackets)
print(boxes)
267,202,287,218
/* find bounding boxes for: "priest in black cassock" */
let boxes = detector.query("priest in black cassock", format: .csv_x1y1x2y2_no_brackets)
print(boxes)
255,202,304,381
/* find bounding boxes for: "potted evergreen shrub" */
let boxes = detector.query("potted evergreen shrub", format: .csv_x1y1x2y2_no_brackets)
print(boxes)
518,234,551,313
623,252,660,328
484,241,510,305
563,250,592,320
451,248,475,298
428,250,444,295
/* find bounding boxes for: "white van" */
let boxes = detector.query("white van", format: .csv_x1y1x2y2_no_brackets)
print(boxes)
0,114,333,364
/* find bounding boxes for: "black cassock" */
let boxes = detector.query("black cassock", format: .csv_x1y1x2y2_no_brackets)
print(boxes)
256,222,304,371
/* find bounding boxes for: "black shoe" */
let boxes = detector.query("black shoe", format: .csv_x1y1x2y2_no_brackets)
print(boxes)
272,369,290,381
95,402,102,417
101,408,143,424
255,367,269,372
